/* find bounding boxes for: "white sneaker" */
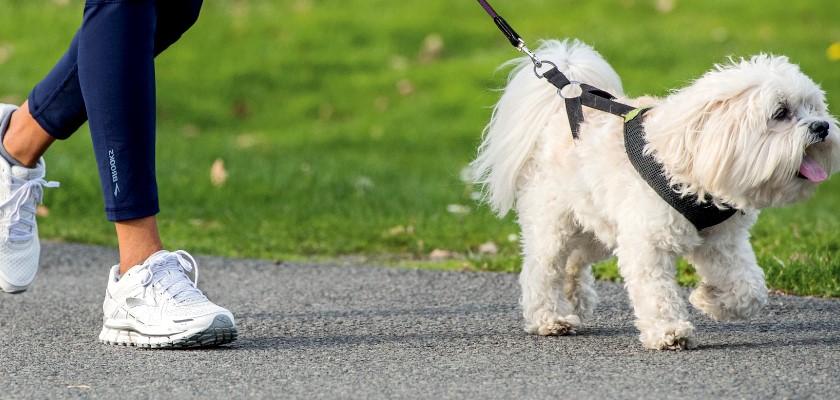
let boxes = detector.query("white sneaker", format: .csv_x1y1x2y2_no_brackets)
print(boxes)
99,250,238,348
0,105,59,293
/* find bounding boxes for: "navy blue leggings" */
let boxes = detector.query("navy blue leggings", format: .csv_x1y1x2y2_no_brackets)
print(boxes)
28,0,203,221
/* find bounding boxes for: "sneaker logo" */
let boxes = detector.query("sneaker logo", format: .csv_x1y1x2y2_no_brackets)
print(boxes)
125,297,157,308
108,149,119,197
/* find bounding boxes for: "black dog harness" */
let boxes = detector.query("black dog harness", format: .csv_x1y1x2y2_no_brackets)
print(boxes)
624,108,738,229
477,0,738,230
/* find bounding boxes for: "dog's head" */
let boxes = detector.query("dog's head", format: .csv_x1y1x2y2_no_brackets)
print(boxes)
647,55,839,209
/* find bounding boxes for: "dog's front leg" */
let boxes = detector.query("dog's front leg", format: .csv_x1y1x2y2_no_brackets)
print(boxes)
686,228,768,321
616,240,694,350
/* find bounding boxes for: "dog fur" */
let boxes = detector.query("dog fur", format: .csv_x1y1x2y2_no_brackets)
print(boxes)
472,39,840,349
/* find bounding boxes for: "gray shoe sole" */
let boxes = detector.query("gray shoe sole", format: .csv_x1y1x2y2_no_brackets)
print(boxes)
0,282,29,294
100,315,238,349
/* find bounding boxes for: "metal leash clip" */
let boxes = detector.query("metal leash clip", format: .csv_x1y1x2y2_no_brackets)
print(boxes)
518,42,540,67
519,43,557,79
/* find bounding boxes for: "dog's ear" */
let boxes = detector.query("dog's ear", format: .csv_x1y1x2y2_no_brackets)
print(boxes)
688,87,766,190
645,80,764,200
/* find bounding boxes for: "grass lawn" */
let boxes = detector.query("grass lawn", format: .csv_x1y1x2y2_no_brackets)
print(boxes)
1,0,838,296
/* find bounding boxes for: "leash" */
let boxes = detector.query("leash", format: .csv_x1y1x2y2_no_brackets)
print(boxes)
476,0,634,139
476,0,738,230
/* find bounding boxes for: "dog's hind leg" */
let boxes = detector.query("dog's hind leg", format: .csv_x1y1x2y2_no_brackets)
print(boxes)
564,236,610,321
516,187,581,336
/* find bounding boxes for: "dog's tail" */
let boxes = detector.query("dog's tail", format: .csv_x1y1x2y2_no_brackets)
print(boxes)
471,39,624,216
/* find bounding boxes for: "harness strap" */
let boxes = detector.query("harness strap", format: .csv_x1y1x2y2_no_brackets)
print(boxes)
579,84,636,116
564,97,585,138
624,109,738,230
543,68,635,137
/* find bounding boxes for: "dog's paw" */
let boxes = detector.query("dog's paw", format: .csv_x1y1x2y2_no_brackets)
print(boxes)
639,320,696,351
690,282,767,321
526,314,581,336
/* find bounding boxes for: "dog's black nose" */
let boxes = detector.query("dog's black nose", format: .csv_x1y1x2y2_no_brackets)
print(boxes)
810,121,830,140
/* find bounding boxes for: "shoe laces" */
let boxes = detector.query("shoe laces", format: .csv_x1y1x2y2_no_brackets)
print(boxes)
1,176,59,243
139,250,207,305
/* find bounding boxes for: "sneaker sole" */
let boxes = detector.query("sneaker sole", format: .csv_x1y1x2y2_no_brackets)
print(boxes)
99,315,238,349
0,280,29,294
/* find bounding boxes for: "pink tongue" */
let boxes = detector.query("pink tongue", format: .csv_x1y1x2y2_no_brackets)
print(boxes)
799,154,828,183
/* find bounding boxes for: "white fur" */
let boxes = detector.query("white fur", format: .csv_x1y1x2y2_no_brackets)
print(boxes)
473,39,840,350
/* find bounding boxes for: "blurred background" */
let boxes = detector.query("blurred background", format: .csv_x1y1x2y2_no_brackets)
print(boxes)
0,0,837,295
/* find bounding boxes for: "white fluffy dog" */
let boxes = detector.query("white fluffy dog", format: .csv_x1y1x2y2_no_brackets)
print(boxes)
472,39,839,350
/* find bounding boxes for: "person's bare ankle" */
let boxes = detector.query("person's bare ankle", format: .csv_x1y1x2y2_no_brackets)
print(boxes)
119,247,163,275
3,102,54,168
115,216,164,275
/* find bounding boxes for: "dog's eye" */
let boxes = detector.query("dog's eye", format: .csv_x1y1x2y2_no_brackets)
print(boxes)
772,105,789,121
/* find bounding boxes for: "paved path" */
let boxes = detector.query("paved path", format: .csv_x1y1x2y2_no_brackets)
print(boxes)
1,243,838,399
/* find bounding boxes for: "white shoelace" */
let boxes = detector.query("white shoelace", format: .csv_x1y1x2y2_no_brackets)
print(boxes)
139,250,207,305
0,176,59,243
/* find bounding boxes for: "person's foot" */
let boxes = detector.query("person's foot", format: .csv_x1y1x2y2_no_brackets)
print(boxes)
0,105,59,293
99,250,238,348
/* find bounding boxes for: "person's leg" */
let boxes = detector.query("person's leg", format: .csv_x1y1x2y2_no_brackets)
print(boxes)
77,0,161,271
83,0,202,271
69,0,233,348
154,0,204,54
16,0,204,146
4,0,203,272
3,0,202,169
114,217,163,272
1,1,233,346
3,101,54,168
111,0,202,268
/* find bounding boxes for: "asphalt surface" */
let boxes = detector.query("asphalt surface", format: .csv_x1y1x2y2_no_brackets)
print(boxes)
1,243,838,399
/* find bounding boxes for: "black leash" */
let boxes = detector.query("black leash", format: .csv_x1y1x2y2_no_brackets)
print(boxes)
476,0,634,138
476,0,739,230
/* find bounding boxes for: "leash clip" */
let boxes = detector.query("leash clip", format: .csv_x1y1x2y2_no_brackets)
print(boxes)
520,42,558,80
518,43,542,68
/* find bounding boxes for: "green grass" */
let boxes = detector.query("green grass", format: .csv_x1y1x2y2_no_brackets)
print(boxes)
0,0,838,296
